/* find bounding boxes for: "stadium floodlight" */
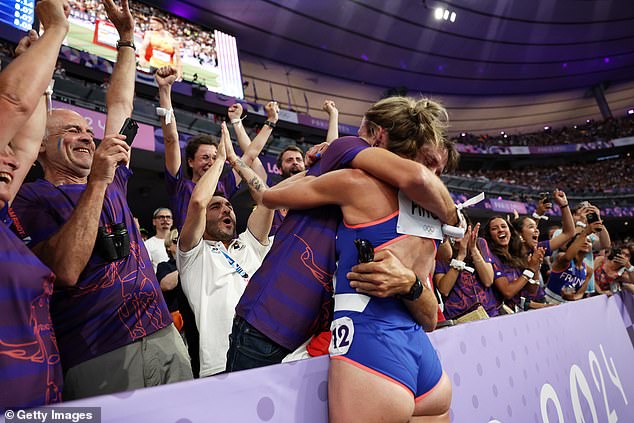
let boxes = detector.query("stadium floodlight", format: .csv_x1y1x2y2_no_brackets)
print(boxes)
627,109,634,115
544,126,550,130
450,12,456,22
434,7,443,19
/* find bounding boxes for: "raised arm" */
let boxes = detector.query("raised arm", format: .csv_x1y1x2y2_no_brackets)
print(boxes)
303,100,340,167
471,228,494,287
435,229,470,297
102,0,136,137
220,122,272,244
549,190,575,251
0,1,69,149
588,204,611,250
228,101,277,181
494,248,544,299
179,123,227,252
155,65,181,176
7,35,49,202
323,100,339,144
31,134,131,286
350,148,458,225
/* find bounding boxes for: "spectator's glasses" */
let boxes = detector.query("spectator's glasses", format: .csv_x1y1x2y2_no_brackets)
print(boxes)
155,215,172,220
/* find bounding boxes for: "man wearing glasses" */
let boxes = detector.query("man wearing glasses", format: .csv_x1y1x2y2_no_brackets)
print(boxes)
146,207,173,272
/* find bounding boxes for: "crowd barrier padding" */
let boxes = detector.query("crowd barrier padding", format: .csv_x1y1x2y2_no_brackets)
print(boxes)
37,293,634,423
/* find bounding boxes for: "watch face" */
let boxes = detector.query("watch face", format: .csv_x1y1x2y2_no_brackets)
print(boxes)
405,278,423,301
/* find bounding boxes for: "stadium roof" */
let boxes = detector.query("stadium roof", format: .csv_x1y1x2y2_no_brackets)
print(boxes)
148,0,634,96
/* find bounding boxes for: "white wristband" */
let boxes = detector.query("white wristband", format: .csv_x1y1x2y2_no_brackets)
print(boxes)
627,266,634,273
45,79,55,115
450,259,465,271
156,107,174,125
532,212,549,221
522,269,535,279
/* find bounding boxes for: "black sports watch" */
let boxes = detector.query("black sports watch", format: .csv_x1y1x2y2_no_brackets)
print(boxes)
401,275,424,301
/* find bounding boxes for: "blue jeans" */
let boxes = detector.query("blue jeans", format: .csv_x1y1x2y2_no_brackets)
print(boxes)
225,316,291,372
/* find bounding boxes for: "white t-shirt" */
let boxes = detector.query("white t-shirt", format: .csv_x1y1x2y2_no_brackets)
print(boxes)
176,230,272,377
145,236,169,273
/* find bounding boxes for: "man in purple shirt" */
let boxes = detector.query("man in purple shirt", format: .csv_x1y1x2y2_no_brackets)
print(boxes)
11,0,191,400
226,125,460,371
1,4,69,410
155,66,275,231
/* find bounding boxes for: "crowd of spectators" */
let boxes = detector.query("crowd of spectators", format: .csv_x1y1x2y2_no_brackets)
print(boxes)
68,0,218,67
453,115,634,147
455,155,634,194
1,1,633,418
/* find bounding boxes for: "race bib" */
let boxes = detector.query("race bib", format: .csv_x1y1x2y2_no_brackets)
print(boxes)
396,191,443,240
329,317,355,356
152,49,171,64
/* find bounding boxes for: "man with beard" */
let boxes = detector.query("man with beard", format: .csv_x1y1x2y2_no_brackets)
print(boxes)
177,123,273,377
277,146,306,179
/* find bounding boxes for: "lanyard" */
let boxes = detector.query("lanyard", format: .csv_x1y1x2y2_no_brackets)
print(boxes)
217,246,249,280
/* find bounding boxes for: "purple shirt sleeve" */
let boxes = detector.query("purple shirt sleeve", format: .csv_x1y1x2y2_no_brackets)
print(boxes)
477,237,494,263
314,136,370,175
538,240,552,256
435,259,449,275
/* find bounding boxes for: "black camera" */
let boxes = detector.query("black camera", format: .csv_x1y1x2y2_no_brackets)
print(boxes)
354,239,374,263
608,248,622,261
95,223,130,262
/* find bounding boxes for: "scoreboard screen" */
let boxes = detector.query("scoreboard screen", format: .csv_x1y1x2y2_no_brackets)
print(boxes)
0,0,34,31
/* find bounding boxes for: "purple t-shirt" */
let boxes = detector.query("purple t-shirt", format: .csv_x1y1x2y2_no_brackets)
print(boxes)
236,136,370,350
435,238,499,318
1,205,62,410
12,167,172,371
269,209,286,237
165,165,238,231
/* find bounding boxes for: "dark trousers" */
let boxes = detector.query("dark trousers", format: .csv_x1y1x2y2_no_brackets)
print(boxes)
225,316,291,372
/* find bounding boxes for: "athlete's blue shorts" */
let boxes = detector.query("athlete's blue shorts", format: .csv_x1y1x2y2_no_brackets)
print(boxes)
330,312,443,399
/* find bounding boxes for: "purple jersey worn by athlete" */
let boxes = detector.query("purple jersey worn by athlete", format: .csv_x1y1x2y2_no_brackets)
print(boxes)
166,165,238,231
236,137,370,351
1,205,62,411
435,238,498,318
12,167,172,371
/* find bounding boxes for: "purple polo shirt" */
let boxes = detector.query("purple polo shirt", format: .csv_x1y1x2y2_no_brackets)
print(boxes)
435,238,499,318
1,205,62,410
11,167,172,371
165,165,239,231
236,136,370,350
